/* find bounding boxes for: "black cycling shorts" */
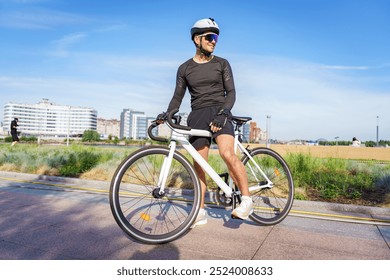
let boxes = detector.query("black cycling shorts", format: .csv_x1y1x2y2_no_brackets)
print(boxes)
11,131,19,142
187,106,234,150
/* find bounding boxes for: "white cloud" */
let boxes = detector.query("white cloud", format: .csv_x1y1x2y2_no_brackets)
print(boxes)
320,63,390,71
0,8,90,30
1,54,388,141
320,65,370,71
94,24,130,33
49,32,87,57
0,75,176,120
1,0,48,3
229,55,389,141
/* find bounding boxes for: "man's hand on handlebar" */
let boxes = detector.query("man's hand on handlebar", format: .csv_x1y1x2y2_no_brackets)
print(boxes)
156,112,168,124
155,109,190,131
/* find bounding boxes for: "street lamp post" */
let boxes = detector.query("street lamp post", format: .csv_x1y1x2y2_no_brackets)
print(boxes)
376,116,379,147
38,117,43,145
67,106,71,147
266,115,271,148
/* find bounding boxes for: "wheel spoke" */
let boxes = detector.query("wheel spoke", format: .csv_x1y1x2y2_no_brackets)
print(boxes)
110,147,200,243
243,148,294,225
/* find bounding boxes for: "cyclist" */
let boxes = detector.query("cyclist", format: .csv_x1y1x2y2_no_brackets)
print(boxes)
10,117,20,146
158,18,253,227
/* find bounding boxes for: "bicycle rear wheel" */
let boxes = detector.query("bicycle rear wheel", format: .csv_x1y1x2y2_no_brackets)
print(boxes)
110,146,201,244
242,147,294,225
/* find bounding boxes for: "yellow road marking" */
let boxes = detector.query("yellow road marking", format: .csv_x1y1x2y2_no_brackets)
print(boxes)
1,176,389,224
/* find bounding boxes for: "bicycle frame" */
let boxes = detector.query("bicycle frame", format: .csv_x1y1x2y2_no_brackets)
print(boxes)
157,123,274,198
111,112,294,244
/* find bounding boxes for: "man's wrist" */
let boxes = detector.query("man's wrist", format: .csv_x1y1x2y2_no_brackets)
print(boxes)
217,108,230,116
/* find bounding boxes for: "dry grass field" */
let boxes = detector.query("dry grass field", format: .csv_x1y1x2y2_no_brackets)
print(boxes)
250,144,390,162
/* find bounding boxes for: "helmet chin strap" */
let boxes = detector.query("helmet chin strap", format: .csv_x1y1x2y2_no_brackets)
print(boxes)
200,48,212,57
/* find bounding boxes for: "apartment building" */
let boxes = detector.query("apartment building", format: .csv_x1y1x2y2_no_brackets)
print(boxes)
249,121,267,143
157,112,189,138
97,118,120,139
3,99,97,137
120,110,190,140
120,109,155,139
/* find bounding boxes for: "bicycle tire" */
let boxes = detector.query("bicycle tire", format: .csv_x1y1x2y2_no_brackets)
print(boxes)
242,147,294,225
110,146,201,244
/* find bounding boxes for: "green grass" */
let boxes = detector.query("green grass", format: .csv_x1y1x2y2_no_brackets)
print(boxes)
1,143,389,205
285,153,390,203
0,144,132,177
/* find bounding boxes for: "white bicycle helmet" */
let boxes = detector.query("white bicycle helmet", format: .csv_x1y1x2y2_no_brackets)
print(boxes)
191,18,220,40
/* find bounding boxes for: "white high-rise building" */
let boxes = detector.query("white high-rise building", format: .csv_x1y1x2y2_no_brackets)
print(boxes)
157,112,189,138
120,109,151,140
3,99,97,138
120,110,189,141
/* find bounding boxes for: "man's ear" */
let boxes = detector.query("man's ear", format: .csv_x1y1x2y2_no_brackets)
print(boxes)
193,35,200,46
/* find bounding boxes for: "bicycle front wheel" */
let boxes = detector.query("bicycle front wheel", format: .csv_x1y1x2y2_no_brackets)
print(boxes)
242,147,294,225
110,146,201,244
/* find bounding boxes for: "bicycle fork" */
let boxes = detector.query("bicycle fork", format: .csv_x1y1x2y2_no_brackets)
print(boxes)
155,141,177,197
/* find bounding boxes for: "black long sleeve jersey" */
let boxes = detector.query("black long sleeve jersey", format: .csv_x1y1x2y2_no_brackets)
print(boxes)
10,120,18,133
167,56,236,112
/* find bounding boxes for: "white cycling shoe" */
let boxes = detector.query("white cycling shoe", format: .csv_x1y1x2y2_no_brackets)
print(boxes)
231,196,253,220
191,208,207,228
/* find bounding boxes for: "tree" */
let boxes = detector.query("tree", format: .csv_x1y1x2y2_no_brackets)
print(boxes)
113,136,119,145
82,130,100,142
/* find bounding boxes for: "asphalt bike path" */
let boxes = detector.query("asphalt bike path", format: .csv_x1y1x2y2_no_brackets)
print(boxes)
0,171,389,260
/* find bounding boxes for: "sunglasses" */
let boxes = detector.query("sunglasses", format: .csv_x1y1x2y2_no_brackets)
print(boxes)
200,33,218,43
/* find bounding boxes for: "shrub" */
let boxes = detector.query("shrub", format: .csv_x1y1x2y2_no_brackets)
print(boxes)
82,130,100,142
20,136,38,142
58,149,101,177
285,153,319,189
78,150,101,172
375,173,390,191
59,153,79,177
47,151,68,169
285,153,384,202
3,136,37,142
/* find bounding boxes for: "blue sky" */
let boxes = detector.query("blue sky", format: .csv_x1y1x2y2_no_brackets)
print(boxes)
0,0,389,141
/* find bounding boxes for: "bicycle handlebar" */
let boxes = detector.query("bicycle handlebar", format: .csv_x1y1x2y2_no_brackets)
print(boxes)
148,109,253,142
167,109,191,131
147,122,168,142
147,109,192,142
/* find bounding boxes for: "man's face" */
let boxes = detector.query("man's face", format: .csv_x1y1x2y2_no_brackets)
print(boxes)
196,32,218,53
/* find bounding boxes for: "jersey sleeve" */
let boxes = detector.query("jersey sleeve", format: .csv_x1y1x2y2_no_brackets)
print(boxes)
221,60,236,111
167,65,187,113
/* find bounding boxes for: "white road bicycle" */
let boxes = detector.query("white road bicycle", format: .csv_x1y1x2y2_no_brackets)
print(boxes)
110,110,294,244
